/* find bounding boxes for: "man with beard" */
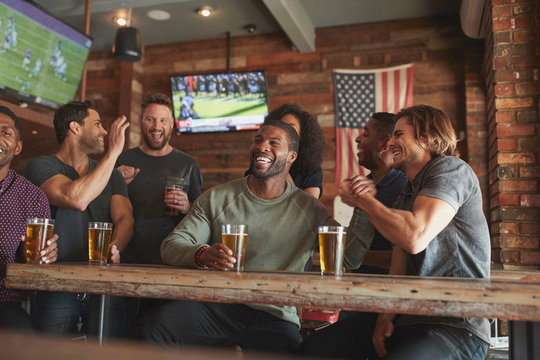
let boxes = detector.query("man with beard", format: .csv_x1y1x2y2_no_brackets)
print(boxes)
344,112,407,275
141,120,335,353
116,93,203,264
299,105,490,360
24,101,133,337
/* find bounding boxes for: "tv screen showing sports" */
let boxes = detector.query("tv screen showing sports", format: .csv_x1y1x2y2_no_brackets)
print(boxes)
0,0,92,107
170,71,269,133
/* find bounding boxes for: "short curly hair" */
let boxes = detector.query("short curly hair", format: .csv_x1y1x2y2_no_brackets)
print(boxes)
264,104,324,175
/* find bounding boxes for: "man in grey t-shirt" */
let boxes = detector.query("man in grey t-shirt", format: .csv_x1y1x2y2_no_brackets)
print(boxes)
300,105,490,360
116,93,203,265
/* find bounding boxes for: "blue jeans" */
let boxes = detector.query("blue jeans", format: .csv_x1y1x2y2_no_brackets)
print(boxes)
31,291,127,338
298,312,489,360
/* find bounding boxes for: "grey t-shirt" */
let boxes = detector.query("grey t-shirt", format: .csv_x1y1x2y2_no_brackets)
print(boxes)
24,155,128,262
393,156,491,343
116,147,203,264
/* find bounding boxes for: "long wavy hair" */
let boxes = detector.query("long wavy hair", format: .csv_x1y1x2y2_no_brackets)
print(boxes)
264,104,324,175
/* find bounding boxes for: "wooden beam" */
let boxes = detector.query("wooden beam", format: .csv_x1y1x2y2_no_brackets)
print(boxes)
0,99,53,128
262,0,315,52
6,263,540,322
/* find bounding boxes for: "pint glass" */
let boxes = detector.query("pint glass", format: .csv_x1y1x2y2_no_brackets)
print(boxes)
88,222,113,264
318,226,347,276
164,176,185,216
221,224,248,272
25,218,55,264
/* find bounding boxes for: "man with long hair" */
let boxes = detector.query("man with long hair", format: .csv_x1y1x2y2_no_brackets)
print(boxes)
300,105,490,360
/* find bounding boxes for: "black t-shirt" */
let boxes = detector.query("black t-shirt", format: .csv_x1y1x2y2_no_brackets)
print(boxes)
24,155,128,262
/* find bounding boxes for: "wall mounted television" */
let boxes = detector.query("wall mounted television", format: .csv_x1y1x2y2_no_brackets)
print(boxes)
0,0,92,108
170,71,269,134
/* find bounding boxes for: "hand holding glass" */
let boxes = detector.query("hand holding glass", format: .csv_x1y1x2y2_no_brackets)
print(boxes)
221,224,248,272
25,218,55,264
318,226,347,276
88,222,113,264
165,176,185,216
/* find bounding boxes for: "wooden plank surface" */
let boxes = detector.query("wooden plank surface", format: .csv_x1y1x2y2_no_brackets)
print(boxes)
6,263,540,322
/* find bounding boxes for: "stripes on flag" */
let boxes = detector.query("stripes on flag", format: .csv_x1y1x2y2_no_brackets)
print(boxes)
333,64,414,186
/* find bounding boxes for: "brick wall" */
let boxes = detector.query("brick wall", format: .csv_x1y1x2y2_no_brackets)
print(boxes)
83,15,472,214
484,0,540,269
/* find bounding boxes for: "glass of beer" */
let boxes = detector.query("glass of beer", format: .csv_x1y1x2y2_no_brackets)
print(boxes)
318,226,347,276
221,224,248,272
88,222,113,264
165,176,185,216
25,218,55,264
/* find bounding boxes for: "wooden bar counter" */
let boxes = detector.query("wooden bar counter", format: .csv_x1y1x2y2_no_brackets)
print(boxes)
6,263,540,322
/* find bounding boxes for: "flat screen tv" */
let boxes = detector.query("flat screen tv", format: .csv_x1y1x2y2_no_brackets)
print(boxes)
0,0,92,108
170,71,269,133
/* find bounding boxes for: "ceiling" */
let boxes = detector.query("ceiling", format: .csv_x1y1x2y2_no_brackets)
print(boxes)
33,0,461,53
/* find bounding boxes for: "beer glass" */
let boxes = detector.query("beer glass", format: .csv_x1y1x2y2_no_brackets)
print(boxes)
164,176,185,216
88,222,113,264
318,226,347,276
221,224,248,272
25,218,55,264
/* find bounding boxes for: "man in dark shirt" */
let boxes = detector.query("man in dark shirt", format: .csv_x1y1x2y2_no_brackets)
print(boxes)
24,101,133,337
343,112,407,275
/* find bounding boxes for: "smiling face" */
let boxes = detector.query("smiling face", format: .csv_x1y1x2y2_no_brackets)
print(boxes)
355,117,385,170
140,103,173,151
248,125,296,180
78,109,107,155
0,113,22,171
388,116,430,177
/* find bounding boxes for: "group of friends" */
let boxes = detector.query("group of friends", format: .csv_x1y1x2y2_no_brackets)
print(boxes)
0,93,490,359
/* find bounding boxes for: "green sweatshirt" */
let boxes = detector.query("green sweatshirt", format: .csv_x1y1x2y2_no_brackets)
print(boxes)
161,176,335,326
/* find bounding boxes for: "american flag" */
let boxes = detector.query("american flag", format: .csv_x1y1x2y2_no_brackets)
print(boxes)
333,64,414,185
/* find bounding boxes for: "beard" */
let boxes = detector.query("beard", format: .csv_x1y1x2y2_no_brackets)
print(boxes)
249,156,287,180
80,134,105,155
142,129,171,151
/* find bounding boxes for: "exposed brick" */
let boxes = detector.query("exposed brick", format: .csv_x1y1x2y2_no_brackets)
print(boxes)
501,250,520,263
499,222,518,234
493,57,510,69
497,138,517,151
493,19,512,32
493,5,512,18
494,69,513,81
520,166,540,178
495,97,533,109
495,207,539,221
513,56,538,68
499,180,537,192
521,250,540,265
516,109,538,124
521,194,540,207
495,111,513,123
492,0,515,4
497,165,519,180
495,83,514,96
514,16,533,30
513,30,536,42
497,153,535,164
518,138,540,153
500,235,539,249
494,43,534,58
515,82,537,96
513,3,532,16
521,222,540,234
498,193,519,206
494,31,512,43
496,124,536,137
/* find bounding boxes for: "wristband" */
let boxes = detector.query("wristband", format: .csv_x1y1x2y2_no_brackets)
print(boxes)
195,245,210,268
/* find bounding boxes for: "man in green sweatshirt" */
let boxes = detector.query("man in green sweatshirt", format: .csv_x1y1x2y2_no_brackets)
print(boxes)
142,120,335,353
